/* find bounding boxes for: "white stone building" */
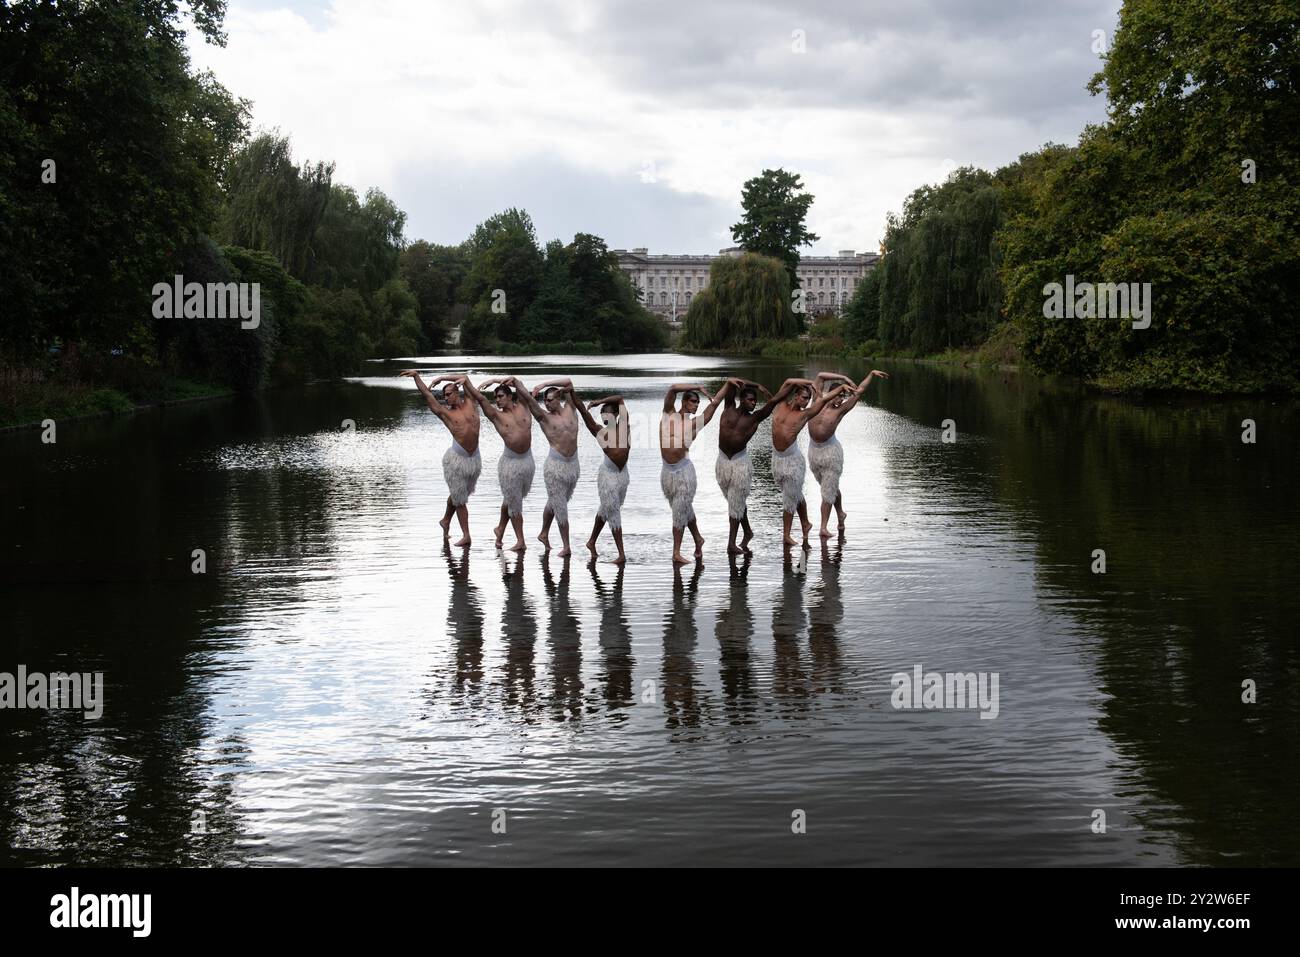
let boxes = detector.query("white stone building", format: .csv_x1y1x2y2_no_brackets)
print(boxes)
614,246,880,326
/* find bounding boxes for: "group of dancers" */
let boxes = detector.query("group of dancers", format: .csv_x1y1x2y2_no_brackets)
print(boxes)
401,367,889,564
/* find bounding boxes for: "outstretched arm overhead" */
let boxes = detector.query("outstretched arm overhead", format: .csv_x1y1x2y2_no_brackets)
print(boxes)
694,382,728,429
458,375,501,420
399,370,451,420
505,376,548,422
815,372,855,391
531,377,574,396
831,370,890,420
856,369,890,392
662,382,709,413
574,393,623,437
803,383,854,421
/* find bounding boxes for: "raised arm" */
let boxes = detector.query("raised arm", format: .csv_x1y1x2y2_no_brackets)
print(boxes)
531,377,574,395
506,376,547,422
803,383,854,421
815,372,854,390
400,370,451,420
695,382,728,429
856,369,890,392
662,382,709,413
577,395,626,438
459,376,500,419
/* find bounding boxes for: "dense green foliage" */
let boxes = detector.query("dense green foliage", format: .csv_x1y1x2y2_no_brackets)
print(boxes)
0,3,669,424
730,168,819,289
1000,0,1300,392
845,0,1299,391
681,252,801,348
459,216,666,352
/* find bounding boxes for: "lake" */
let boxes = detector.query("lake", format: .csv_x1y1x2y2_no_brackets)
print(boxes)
2,353,1297,866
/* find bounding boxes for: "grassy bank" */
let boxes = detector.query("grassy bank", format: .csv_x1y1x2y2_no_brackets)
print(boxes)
1,359,233,430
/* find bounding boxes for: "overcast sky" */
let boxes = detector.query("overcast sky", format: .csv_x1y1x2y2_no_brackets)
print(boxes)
187,0,1122,255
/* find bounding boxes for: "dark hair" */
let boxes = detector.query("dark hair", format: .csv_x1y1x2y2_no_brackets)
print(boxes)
683,391,700,403
543,387,561,401
740,386,758,400
494,384,513,399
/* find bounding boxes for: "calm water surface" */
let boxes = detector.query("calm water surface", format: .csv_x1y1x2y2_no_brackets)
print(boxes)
2,354,1297,866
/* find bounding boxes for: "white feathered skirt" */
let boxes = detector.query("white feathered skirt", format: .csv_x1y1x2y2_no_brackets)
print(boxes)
660,457,697,529
497,446,535,517
771,441,806,513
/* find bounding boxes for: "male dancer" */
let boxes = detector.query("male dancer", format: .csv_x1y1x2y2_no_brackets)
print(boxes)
450,375,535,551
503,376,580,556
714,376,794,555
400,370,481,547
769,379,854,549
807,369,889,537
574,391,631,564
659,382,725,564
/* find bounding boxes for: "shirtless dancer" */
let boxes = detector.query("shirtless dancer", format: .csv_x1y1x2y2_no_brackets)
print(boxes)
505,376,580,556
454,375,535,551
807,370,889,537
714,376,790,555
659,383,725,564
769,379,854,549
400,370,481,547
574,391,631,564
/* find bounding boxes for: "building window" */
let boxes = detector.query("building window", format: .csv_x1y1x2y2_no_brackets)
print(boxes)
660,292,667,305
830,292,837,305
685,292,692,305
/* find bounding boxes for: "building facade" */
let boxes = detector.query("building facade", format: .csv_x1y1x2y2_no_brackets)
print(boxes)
614,246,881,325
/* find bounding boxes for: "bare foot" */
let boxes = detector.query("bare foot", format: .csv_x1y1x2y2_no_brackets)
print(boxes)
694,540,705,558
783,536,797,548
454,536,471,548
819,527,832,539
509,540,527,553
537,532,550,551
585,539,597,558
609,555,626,566
802,538,812,550
800,519,813,540
728,544,743,555
837,512,848,529
672,551,689,565
558,547,571,557
493,525,505,549
439,517,451,537
741,529,754,551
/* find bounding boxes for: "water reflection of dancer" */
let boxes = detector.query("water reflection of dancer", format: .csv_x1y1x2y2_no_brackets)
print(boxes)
808,539,846,695
716,554,757,726
769,379,854,550
661,561,707,730
506,377,580,557
401,371,481,547
498,551,538,715
807,370,889,538
771,551,810,711
541,554,582,722
589,562,634,716
445,542,485,698
659,383,725,565
574,392,631,565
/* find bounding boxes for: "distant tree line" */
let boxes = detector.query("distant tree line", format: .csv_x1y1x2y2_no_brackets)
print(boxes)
0,0,665,413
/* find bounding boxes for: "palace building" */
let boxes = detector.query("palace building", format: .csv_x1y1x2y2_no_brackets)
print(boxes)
614,246,881,325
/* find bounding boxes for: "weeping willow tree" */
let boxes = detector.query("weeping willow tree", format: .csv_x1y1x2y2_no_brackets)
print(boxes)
871,167,1003,354
682,252,800,348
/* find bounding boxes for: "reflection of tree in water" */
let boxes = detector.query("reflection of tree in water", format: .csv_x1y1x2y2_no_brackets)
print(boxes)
807,540,846,696
716,554,757,726
497,552,539,721
878,363,1300,865
589,563,634,720
541,555,582,723
661,562,709,731
771,552,811,713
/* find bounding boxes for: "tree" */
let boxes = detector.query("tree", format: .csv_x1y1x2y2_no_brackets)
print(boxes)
400,240,469,349
730,168,820,290
0,0,247,361
682,252,798,348
461,208,544,344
